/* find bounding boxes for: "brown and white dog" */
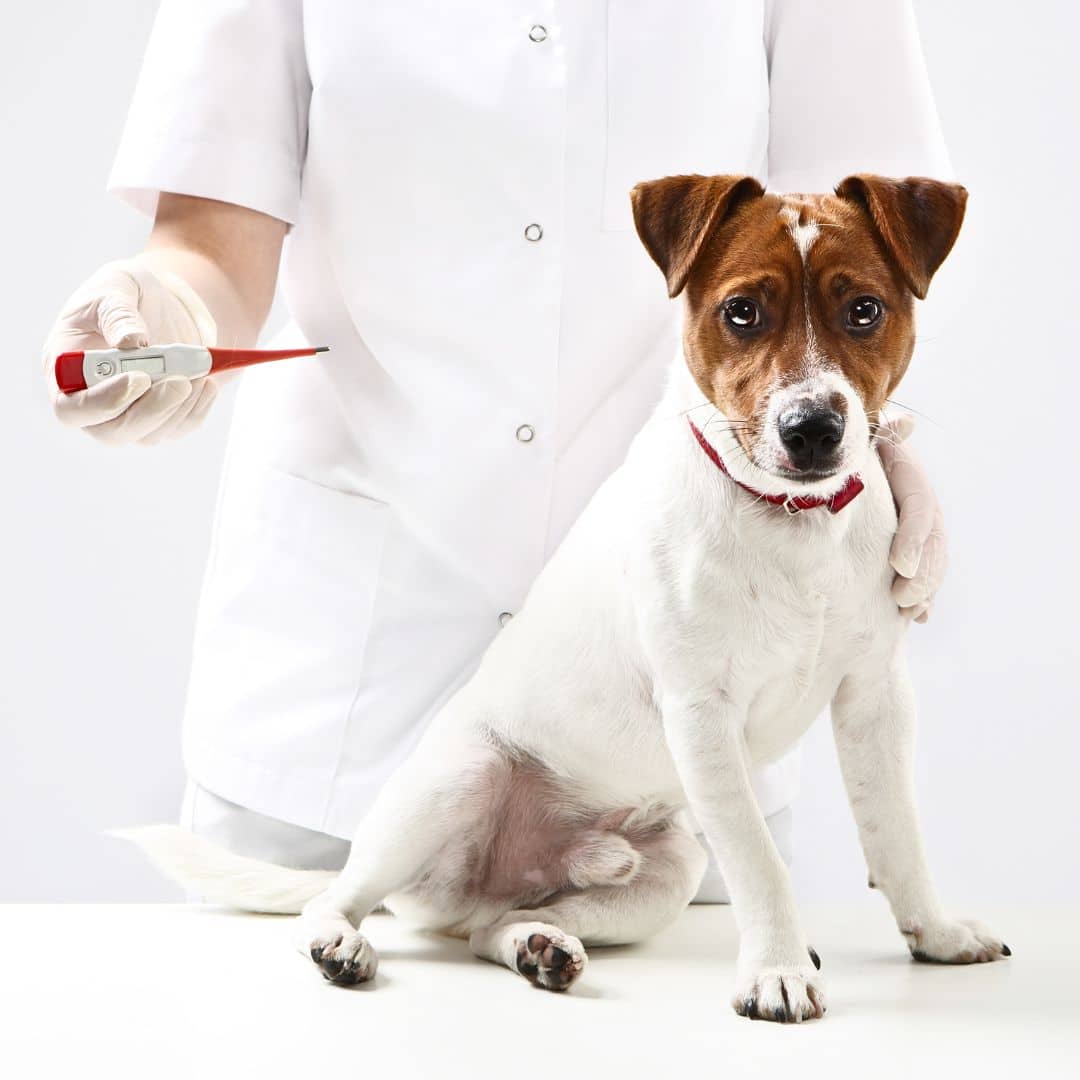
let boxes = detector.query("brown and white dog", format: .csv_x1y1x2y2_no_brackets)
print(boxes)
125,173,1009,1023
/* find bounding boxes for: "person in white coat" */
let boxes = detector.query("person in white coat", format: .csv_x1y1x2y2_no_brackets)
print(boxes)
43,0,950,901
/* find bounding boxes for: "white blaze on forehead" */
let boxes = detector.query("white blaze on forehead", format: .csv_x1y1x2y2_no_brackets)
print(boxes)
779,204,823,364
779,205,819,263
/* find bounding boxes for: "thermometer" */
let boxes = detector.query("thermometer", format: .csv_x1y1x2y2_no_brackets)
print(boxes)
54,344,330,394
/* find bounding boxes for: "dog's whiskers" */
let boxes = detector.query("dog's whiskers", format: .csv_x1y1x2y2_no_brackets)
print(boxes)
884,398,939,425
868,424,903,449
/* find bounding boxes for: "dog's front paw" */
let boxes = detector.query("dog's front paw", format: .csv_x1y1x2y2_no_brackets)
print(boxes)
732,961,826,1023
309,930,379,986
901,916,1010,964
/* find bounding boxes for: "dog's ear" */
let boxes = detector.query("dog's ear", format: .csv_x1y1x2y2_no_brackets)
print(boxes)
835,175,968,300
631,174,765,298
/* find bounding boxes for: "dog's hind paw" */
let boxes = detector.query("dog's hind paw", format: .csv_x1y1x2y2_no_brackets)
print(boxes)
514,929,587,992
309,930,378,986
901,916,1010,964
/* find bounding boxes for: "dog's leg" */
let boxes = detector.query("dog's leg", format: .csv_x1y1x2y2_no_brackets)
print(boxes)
469,820,706,991
661,693,825,1022
298,731,496,985
832,660,1009,964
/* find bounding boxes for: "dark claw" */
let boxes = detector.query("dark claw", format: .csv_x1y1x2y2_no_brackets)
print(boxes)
1001,943,1012,957
743,996,758,1019
310,945,325,963
779,981,792,1022
808,946,821,970
320,957,344,979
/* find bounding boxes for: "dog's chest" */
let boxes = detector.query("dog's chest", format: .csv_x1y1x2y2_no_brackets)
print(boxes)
740,579,862,761
686,519,891,763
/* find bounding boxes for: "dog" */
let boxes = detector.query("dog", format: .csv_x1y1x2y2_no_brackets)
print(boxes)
125,172,1009,1023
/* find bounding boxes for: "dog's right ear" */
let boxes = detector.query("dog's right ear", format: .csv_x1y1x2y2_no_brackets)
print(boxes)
630,174,764,298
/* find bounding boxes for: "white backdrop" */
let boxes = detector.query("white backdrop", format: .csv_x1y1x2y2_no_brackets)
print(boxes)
1,2,1076,903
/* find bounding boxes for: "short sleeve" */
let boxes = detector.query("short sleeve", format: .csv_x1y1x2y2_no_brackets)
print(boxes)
764,0,953,193
108,0,310,224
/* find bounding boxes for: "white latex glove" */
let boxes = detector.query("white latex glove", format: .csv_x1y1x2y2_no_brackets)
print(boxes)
43,258,219,446
876,414,946,623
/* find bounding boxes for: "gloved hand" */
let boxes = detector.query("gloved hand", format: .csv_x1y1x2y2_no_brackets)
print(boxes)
876,413,946,623
43,258,219,446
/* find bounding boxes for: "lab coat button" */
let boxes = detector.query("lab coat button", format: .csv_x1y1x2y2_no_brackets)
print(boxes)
524,223,543,242
528,25,548,43
515,424,535,443
499,611,514,627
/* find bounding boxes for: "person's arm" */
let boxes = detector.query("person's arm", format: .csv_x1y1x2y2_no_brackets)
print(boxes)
43,0,307,444
876,417,945,623
42,196,286,445
143,194,287,350
765,0,951,619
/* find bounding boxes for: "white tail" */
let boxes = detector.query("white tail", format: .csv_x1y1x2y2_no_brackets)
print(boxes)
111,825,337,914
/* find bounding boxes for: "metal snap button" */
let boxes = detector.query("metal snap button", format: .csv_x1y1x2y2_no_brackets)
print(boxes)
528,25,548,43
515,424,535,443
524,223,543,242
499,611,514,627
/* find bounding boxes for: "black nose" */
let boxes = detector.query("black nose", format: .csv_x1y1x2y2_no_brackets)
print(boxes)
778,408,845,471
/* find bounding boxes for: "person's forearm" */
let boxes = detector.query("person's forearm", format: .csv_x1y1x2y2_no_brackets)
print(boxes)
142,193,287,348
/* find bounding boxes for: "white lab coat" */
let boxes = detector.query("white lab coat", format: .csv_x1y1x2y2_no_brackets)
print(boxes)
109,0,950,839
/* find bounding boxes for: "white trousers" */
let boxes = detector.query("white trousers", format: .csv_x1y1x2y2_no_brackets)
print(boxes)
180,780,793,905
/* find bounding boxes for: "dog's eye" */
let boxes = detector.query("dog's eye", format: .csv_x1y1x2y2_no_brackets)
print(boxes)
723,297,761,330
847,296,883,329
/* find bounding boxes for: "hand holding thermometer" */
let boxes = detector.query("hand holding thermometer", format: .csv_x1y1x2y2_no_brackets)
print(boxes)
54,344,330,394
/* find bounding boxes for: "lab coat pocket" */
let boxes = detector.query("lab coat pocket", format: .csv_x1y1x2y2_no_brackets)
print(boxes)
183,458,390,818
601,0,770,231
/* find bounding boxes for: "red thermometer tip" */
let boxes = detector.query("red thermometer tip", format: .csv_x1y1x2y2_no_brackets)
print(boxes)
207,346,331,373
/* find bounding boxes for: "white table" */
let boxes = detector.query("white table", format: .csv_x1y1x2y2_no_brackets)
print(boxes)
0,903,1074,1079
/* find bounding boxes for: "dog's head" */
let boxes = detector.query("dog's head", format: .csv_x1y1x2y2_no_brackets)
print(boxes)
631,174,967,489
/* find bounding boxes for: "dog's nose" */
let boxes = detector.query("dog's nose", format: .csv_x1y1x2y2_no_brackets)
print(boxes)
777,408,845,471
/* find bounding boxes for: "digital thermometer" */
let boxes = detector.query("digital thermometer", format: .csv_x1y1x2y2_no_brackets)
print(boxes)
54,344,330,394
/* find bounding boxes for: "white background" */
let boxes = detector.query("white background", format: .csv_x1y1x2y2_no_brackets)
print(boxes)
0,1,1076,904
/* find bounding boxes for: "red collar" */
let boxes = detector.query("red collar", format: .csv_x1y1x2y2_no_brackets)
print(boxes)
687,418,864,515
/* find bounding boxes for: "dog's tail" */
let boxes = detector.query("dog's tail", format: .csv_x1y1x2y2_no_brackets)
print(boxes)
111,825,337,914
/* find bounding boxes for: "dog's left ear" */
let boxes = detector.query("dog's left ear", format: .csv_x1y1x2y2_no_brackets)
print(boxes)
835,175,968,300
631,174,765,298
